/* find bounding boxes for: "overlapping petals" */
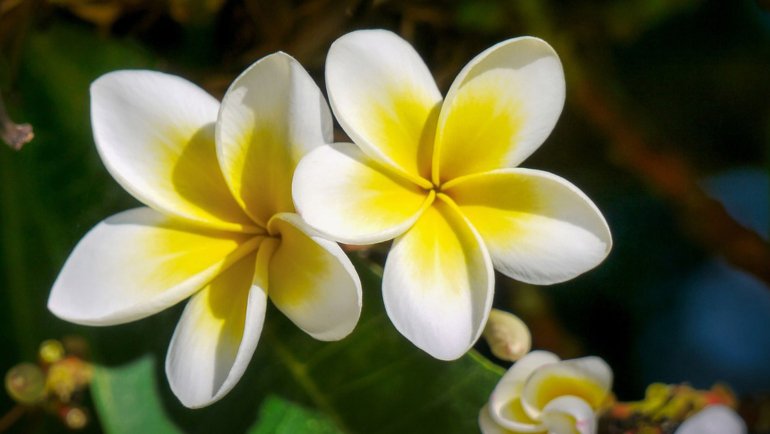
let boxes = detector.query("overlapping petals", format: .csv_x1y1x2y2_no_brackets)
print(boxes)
165,253,266,408
217,53,333,226
382,195,494,360
48,208,259,326
266,213,361,341
325,29,441,184
433,37,565,184
90,70,256,233
479,351,612,434
49,52,361,407
443,169,611,285
294,30,611,360
293,142,434,244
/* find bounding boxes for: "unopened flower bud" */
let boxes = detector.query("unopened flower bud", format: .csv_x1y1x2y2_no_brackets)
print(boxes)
39,339,66,365
482,309,531,361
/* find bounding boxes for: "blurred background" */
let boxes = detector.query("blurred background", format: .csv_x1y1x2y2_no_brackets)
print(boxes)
1,0,769,432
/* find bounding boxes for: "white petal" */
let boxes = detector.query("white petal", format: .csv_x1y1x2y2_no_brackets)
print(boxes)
492,351,561,403
521,356,612,420
217,52,333,226
91,71,255,231
444,169,611,285
165,251,267,408
434,37,565,182
326,29,441,185
541,396,596,434
490,351,560,431
293,143,433,245
48,207,259,326
675,405,747,434
479,405,517,434
266,213,362,341
382,194,494,360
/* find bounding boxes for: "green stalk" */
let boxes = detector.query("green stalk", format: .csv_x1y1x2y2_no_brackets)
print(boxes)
0,149,36,358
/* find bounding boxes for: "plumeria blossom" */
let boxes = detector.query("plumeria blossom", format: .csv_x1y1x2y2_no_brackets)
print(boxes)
48,53,362,408
479,350,613,434
293,30,612,360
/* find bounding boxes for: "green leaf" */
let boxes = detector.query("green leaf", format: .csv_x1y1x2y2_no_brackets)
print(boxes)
246,396,344,434
91,356,183,434
90,259,504,434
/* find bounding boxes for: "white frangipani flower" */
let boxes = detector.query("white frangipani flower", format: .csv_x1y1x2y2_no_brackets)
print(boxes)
48,53,362,408
293,30,612,360
479,350,613,434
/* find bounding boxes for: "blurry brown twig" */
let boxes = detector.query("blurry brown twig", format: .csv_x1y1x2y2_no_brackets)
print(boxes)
572,80,770,286
0,93,33,151
0,405,24,432
1,0,36,151
514,0,770,288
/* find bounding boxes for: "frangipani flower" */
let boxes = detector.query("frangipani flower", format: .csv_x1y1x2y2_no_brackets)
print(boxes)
48,53,362,408
479,350,612,434
293,30,612,360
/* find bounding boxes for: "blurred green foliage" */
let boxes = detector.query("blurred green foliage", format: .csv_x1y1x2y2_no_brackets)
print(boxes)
88,260,502,434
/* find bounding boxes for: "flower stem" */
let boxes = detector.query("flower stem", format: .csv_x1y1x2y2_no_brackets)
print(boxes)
0,405,25,433
0,149,36,357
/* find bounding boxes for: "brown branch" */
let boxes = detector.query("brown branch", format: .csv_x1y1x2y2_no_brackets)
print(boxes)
0,405,25,433
0,0,35,151
573,81,770,286
0,93,33,151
